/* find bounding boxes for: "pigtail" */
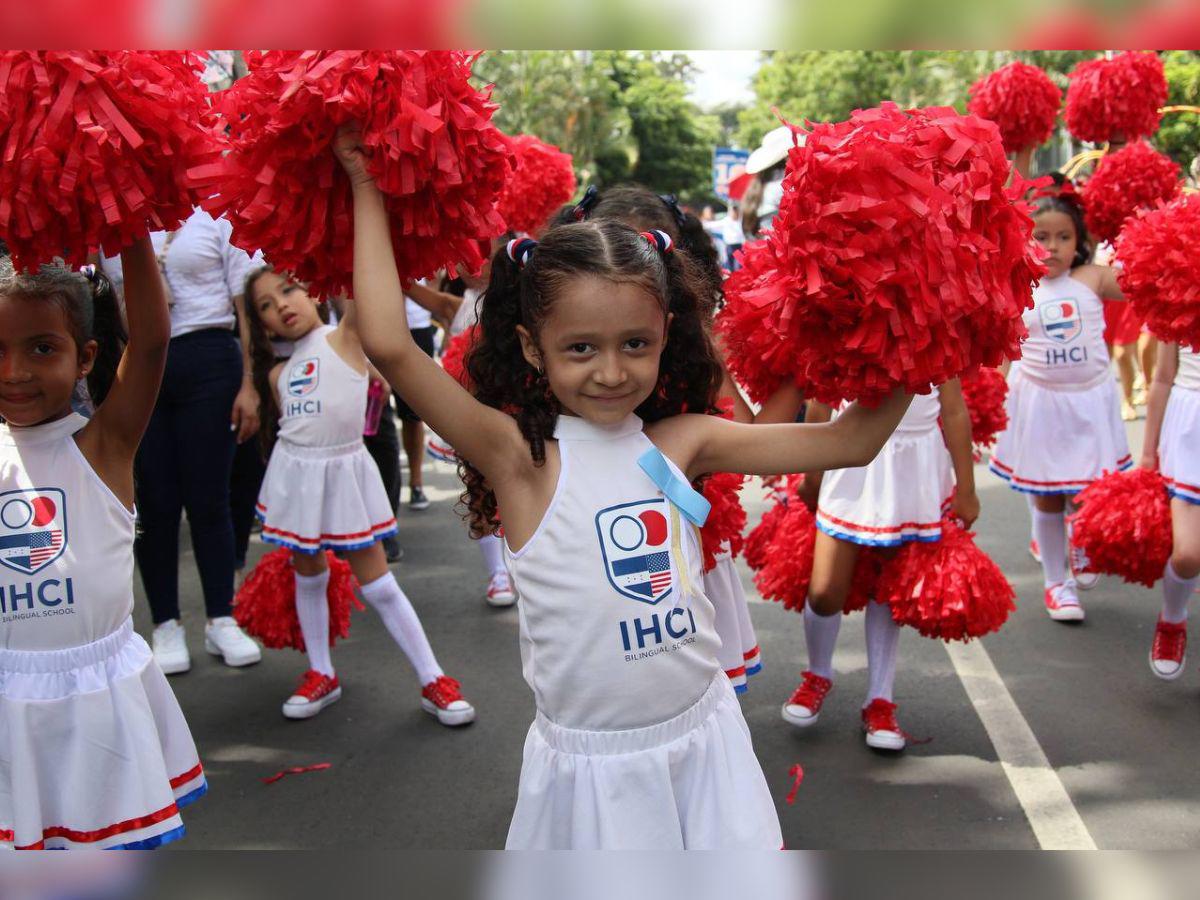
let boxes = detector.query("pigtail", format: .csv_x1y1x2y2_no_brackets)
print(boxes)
83,268,127,408
242,266,282,456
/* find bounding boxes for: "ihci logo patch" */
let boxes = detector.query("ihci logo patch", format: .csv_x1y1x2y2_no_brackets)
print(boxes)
595,499,673,604
287,358,320,397
0,488,66,576
1040,299,1083,344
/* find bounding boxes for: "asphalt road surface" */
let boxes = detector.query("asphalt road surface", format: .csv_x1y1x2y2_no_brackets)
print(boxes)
147,416,1199,849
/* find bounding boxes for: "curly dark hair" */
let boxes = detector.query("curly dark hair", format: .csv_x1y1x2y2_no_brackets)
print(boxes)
552,184,724,319
459,219,724,538
1033,172,1093,269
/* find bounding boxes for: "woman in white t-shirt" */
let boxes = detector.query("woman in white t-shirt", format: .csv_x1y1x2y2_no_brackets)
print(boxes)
100,207,262,675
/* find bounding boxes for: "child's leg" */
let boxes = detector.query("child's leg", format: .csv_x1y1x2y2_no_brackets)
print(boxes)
804,533,861,674
1113,341,1136,409
1163,500,1200,623
292,551,334,676
864,600,900,705
346,543,442,685
1031,493,1069,586
1138,332,1157,392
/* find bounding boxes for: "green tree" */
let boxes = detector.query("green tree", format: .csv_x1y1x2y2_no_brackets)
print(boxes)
1154,51,1200,169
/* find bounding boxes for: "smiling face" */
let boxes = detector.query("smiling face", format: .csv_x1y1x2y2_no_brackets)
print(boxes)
250,270,323,341
0,295,95,426
518,275,670,424
1033,209,1079,279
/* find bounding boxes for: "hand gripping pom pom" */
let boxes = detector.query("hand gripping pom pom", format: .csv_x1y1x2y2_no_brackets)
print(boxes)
876,518,1016,642
0,51,224,271
233,549,364,650
1066,51,1168,145
1081,140,1180,244
967,62,1062,154
719,104,1045,407
1116,193,1200,350
496,134,577,235
1069,468,1173,588
960,367,1009,450
700,472,747,573
441,324,479,389
193,51,511,299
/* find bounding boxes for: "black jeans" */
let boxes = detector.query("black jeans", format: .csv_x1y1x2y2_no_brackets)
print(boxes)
230,436,268,571
135,329,241,623
363,397,401,517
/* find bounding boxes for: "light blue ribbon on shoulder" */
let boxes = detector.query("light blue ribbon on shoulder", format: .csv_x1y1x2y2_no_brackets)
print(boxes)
637,447,711,528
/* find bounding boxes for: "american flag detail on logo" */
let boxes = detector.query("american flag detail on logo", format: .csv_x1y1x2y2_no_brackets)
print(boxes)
28,530,64,567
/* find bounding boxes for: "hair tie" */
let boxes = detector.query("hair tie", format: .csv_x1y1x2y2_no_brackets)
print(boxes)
573,185,600,221
657,193,687,228
506,237,538,268
640,230,673,255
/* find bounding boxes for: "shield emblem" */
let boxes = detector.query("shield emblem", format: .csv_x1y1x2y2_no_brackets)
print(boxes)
287,358,320,397
595,498,674,604
1039,299,1083,344
0,488,67,576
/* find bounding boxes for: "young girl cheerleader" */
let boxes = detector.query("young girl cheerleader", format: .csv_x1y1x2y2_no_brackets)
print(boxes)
336,126,914,848
242,266,475,724
0,239,205,849
1140,340,1200,679
989,181,1129,622
780,383,978,750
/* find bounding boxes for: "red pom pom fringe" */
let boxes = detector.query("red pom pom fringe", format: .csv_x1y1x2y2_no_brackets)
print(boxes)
967,61,1062,154
0,51,223,271
233,548,364,651
1081,140,1180,244
719,104,1044,407
1069,467,1173,588
194,51,511,300
960,367,1009,450
877,518,1016,642
441,324,479,389
1066,51,1167,145
700,471,747,573
497,134,577,236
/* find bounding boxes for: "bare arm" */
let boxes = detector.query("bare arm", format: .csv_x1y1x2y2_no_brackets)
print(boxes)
1097,265,1124,301
795,400,832,510
78,236,170,507
1012,146,1034,180
754,381,805,426
937,380,980,527
1141,340,1177,468
711,331,754,423
231,291,261,443
405,280,464,322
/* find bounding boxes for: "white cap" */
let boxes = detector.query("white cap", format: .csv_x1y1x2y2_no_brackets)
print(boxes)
746,125,802,175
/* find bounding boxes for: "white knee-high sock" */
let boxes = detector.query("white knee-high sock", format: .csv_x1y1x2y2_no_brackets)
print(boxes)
1032,508,1068,586
359,573,443,685
864,601,900,705
1026,493,1037,543
804,604,842,679
295,570,334,677
478,533,506,578
1162,562,1199,624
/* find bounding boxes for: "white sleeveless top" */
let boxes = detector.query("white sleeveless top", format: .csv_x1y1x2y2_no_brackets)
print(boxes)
276,325,367,448
0,414,135,652
1018,273,1111,388
1176,346,1200,392
503,414,722,731
838,388,939,434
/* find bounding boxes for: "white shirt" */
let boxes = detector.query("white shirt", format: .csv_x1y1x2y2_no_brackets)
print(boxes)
449,287,482,337
404,279,433,330
1177,347,1200,392
100,208,258,339
1018,273,1111,389
275,326,367,449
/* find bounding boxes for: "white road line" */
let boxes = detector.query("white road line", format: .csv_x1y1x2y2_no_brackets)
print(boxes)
944,639,1097,850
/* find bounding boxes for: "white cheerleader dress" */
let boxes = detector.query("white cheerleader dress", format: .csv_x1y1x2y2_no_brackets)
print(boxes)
0,414,204,849
703,548,761,693
817,391,954,546
990,273,1131,494
502,414,782,850
1161,347,1200,505
256,325,397,553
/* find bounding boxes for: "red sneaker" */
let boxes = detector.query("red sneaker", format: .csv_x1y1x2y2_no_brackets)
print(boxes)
1069,543,1100,591
282,669,341,720
1150,618,1187,681
421,675,476,727
1029,539,1041,563
1044,582,1085,622
781,671,833,728
862,698,906,751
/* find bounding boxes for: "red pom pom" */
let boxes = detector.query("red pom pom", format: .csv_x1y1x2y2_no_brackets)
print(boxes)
967,62,1062,153
1116,193,1200,350
496,134,577,236
719,104,1045,407
959,367,1009,449
1069,467,1173,587
744,478,799,572
1081,140,1180,244
1065,51,1167,144
700,472,747,573
441,324,479,389
0,51,222,271
233,548,364,650
877,518,1016,641
753,495,816,612
842,550,884,615
195,51,510,299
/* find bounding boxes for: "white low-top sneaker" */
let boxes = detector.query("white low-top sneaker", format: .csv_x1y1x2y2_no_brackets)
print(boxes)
205,616,262,667
152,619,191,675
485,571,517,608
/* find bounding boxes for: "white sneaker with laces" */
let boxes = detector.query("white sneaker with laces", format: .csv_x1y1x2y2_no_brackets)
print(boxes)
485,571,517,608
152,619,191,675
1069,544,1100,591
205,616,262,667
1044,582,1085,622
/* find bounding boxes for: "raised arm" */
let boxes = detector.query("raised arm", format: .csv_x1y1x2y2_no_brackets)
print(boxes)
405,279,463,323
937,379,980,527
1141,340,1177,469
334,126,531,487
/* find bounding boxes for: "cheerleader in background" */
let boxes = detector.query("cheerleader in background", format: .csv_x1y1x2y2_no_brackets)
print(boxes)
989,180,1129,622
1140,339,1200,679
